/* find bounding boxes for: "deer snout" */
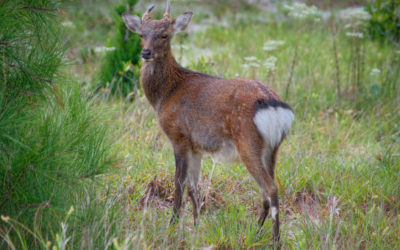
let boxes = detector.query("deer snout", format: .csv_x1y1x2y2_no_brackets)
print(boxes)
141,49,152,59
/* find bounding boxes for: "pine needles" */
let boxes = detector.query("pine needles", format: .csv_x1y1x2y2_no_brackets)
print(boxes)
0,1,114,247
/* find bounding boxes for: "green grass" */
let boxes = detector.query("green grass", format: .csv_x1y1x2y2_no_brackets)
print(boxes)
2,1,400,249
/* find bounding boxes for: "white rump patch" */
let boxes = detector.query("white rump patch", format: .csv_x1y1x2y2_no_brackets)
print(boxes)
253,107,294,148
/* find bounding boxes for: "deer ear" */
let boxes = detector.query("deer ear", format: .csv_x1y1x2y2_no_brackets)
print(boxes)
122,14,141,33
173,11,193,34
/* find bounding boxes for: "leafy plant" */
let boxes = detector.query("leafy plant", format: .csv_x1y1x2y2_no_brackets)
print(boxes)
366,0,400,43
97,0,142,97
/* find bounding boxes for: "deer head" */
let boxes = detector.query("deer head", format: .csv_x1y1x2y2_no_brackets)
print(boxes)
122,1,193,62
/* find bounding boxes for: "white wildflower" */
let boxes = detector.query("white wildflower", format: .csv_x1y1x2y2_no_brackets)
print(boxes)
61,21,74,28
242,56,261,69
244,56,258,62
344,23,352,29
340,7,371,22
341,8,370,39
263,40,285,51
370,68,381,76
263,56,277,73
284,2,321,20
249,62,260,67
242,62,260,68
94,46,116,53
345,32,364,38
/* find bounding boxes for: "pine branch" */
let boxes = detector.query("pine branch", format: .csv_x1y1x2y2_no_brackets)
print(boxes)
18,6,62,13
8,63,53,84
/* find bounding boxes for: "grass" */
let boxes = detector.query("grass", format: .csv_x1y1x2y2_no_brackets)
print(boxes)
1,0,400,249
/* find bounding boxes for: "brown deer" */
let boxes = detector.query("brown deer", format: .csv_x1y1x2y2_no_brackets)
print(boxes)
123,1,294,244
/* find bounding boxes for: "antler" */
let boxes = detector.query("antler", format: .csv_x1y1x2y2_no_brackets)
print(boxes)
163,0,171,20
142,4,155,21
166,0,170,14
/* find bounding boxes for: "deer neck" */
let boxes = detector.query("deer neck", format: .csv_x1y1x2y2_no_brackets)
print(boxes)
140,51,184,111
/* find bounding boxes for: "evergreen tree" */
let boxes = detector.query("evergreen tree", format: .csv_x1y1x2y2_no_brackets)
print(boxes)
0,1,112,246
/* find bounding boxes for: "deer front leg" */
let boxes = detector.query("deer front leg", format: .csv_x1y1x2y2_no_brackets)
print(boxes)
170,149,188,225
187,152,202,226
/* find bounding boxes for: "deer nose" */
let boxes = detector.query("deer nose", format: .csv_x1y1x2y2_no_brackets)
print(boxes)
141,49,151,59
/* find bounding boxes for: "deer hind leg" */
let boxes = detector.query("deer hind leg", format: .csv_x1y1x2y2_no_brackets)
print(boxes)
258,195,271,228
170,147,189,224
187,152,202,226
259,146,281,227
238,141,280,244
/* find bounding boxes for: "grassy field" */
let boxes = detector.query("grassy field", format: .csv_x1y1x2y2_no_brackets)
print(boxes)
2,0,399,249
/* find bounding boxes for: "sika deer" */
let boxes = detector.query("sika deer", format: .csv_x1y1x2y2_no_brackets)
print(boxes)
123,1,294,244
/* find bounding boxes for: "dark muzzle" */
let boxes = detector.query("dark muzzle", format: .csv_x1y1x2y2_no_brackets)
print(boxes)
141,49,151,59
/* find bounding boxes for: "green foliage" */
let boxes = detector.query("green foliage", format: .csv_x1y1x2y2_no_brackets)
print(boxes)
0,82,112,236
366,0,400,43
0,0,113,247
188,57,217,76
98,0,141,96
0,1,63,92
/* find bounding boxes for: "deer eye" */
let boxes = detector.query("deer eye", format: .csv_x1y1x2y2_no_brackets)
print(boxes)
139,34,144,38
161,34,168,39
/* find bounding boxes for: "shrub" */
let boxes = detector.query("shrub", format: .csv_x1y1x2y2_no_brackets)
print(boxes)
366,0,400,43
97,0,142,97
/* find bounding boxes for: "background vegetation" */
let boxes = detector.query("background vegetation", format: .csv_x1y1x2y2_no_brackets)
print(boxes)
97,0,142,97
1,0,399,249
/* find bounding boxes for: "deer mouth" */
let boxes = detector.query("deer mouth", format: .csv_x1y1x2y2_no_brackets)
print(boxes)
142,57,154,62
